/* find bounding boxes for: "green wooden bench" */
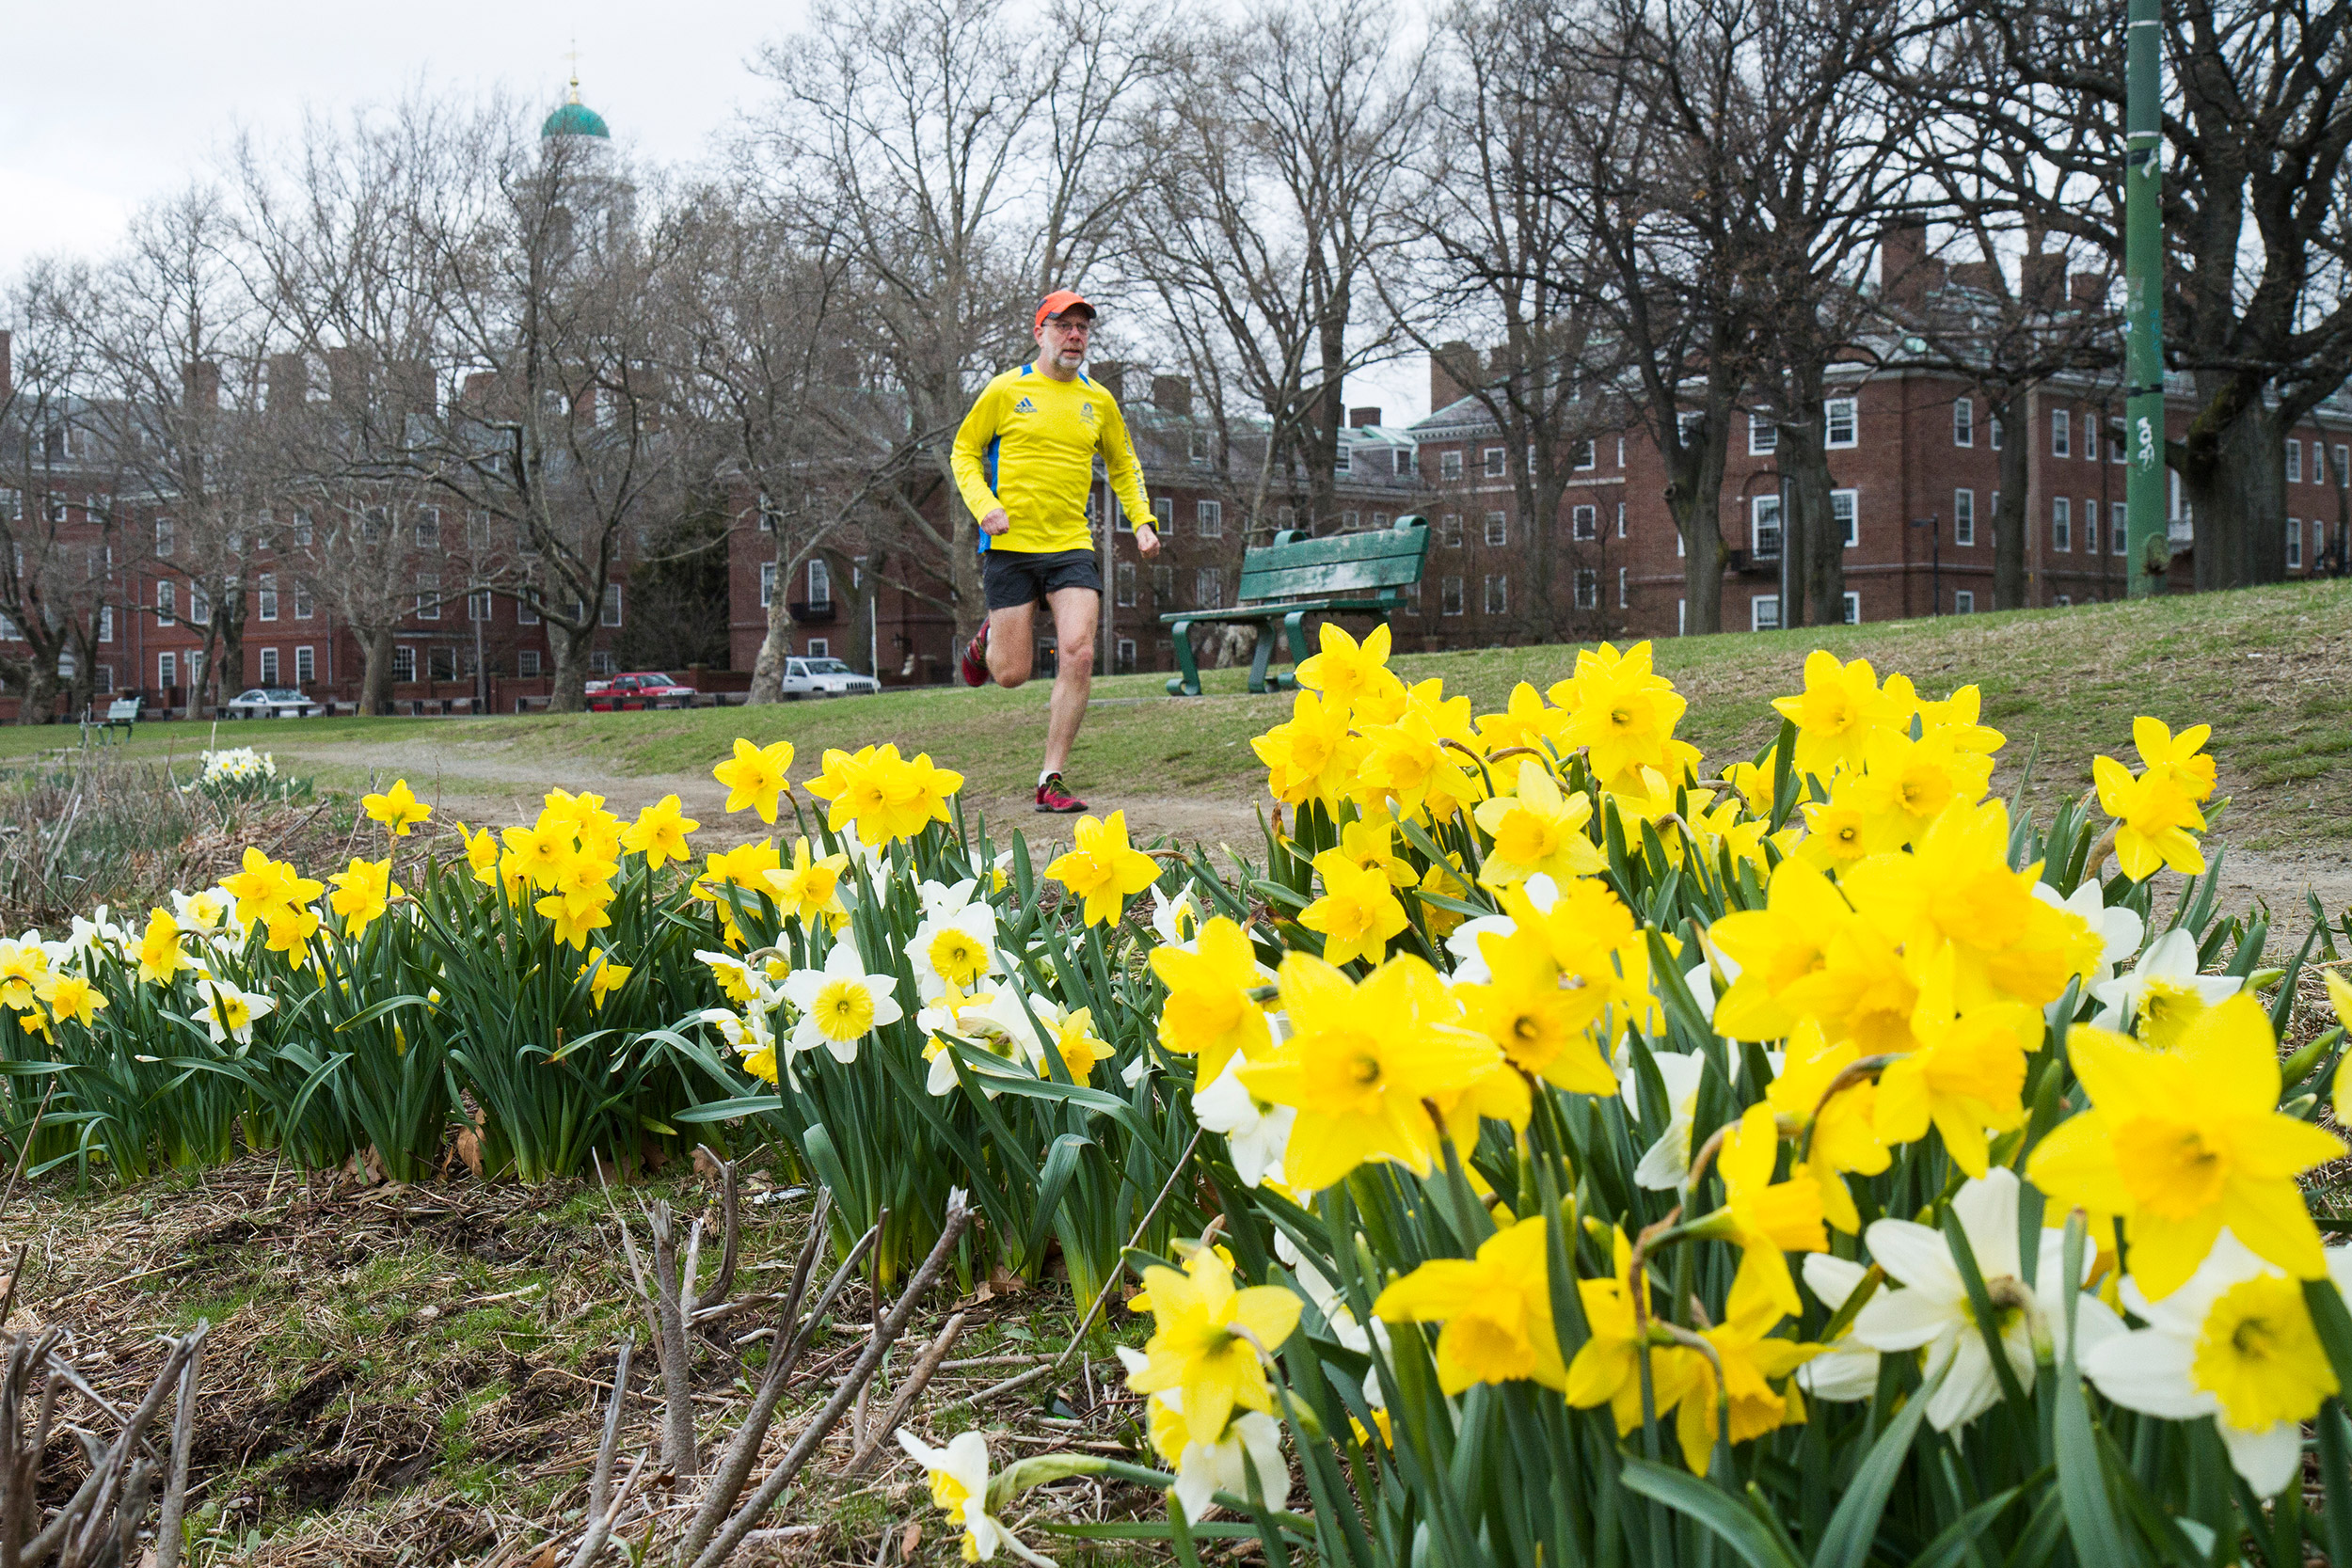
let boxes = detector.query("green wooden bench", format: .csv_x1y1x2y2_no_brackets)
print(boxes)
1161,515,1432,696
83,696,141,743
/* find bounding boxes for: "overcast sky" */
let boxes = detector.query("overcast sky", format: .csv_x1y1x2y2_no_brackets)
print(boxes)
3,0,1428,423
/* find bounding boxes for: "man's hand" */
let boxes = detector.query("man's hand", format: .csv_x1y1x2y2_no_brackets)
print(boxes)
1136,523,1161,558
979,508,1010,537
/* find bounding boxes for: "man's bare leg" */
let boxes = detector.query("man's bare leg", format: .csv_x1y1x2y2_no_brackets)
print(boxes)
1041,585,1099,777
985,602,1037,688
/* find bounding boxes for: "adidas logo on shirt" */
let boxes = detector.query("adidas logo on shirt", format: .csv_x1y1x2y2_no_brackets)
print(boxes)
1013,396,1036,413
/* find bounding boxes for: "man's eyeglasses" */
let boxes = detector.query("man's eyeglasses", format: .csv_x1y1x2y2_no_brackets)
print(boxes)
1043,314,1094,335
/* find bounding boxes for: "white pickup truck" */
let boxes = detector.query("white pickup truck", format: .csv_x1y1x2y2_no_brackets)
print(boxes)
778,657,882,699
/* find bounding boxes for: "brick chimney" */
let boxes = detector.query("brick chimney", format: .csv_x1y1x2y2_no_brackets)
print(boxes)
1878,220,1941,312
1349,406,1383,429
1150,374,1192,416
267,353,308,411
1091,359,1128,401
326,346,364,404
181,359,221,409
1429,341,1478,409
2071,270,2110,307
2020,232,2063,309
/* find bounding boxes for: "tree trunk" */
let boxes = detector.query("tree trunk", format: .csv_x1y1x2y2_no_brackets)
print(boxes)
1779,420,1842,627
358,626,396,716
747,560,797,705
548,625,593,713
1666,411,1734,635
1992,388,2032,610
15,662,57,726
2185,397,2286,593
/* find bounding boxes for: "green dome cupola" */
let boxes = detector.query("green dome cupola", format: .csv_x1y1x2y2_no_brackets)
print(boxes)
542,75,611,140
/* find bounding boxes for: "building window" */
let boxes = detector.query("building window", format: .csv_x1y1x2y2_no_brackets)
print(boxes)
1440,575,1465,616
259,647,279,684
1749,413,1777,455
470,589,491,622
2051,408,2070,458
256,575,278,621
1824,396,1858,449
1485,511,1509,546
1116,637,1136,673
806,559,831,607
1617,566,1629,608
1440,514,1464,547
1616,502,1627,539
1989,413,2003,451
417,574,440,619
518,649,542,677
1751,495,1783,558
392,646,416,683
190,587,211,626
2335,445,2348,484
756,492,779,531
294,584,314,619
428,645,456,681
295,645,314,684
2307,439,2324,483
1152,498,1173,534
1194,568,1225,610
805,638,830,658
2108,420,2126,463
2112,503,2128,554
155,519,174,558
1566,569,1595,609
293,509,314,547
0,490,16,522
1570,505,1597,541
158,651,177,688
2287,518,2303,571
1116,561,1136,608
1952,398,1973,447
1573,438,1597,470
414,506,440,548
1189,430,1211,467
99,607,114,642
602,584,623,626
1335,443,1353,475
1393,448,1415,478
1372,513,1389,530
1482,446,1506,478
1833,488,1858,547
759,562,776,608
1954,489,1976,546
1751,594,1780,632
1439,449,1463,481
1342,511,1359,531
1152,564,1174,604
1954,590,1975,613
96,664,113,693
1841,590,1861,625
1677,410,1704,448
1486,574,1509,614
1197,499,1223,537
589,650,615,675
1405,579,1422,616
155,581,176,625
2051,497,2072,552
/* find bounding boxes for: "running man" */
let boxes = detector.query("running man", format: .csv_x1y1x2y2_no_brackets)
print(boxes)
951,289,1160,813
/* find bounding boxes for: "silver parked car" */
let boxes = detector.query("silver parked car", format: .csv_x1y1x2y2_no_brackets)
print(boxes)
224,687,325,719
778,657,882,699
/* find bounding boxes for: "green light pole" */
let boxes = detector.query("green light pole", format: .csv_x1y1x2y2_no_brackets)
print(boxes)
2123,0,2167,594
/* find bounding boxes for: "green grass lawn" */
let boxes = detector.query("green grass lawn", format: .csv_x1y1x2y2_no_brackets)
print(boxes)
7,578,2347,848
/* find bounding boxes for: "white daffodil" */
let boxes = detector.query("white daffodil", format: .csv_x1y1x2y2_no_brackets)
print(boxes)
1796,1253,1889,1402
1618,1050,1709,1192
1193,1054,1295,1188
894,1429,1045,1565
1149,882,1207,949
908,900,1001,1003
193,975,277,1045
1851,1168,2123,1433
914,876,984,923
780,938,903,1064
696,948,788,1009
59,907,127,964
2090,926,2240,1043
1444,874,1557,983
918,988,1016,1097
2085,1234,2351,1496
1115,1347,1291,1525
2030,879,2144,980
1285,1249,1389,1405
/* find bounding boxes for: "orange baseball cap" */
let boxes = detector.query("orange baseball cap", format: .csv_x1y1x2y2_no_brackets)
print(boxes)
1035,289,1096,331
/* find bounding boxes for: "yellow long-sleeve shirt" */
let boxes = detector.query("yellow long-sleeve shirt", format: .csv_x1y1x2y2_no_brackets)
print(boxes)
950,365,1154,554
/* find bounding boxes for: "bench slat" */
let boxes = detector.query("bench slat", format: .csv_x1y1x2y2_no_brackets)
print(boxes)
1239,558,1423,600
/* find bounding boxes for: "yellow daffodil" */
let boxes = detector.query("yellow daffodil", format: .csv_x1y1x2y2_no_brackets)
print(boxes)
1692,1103,1826,1316
619,794,700,869
135,909,192,986
2093,752,2208,881
361,778,433,836
1128,1245,1303,1441
712,737,795,823
1772,650,1898,782
1251,689,1362,809
1454,927,1615,1092
1470,760,1605,888
326,857,403,939
2026,993,2345,1298
1237,954,1502,1189
2132,715,2217,802
577,951,632,1009
1872,949,2035,1177
34,973,104,1028
1300,848,1408,968
1373,1215,1565,1392
1670,1251,1822,1474
534,891,612,950
1149,916,1273,1086
1762,1019,1889,1233
1293,621,1398,714
1566,1225,1704,1436
221,847,326,927
1044,811,1161,926
1549,641,1700,792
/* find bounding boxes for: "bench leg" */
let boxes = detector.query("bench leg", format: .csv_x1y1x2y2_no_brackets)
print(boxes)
1267,610,1314,690
1164,619,1202,697
1247,619,1279,693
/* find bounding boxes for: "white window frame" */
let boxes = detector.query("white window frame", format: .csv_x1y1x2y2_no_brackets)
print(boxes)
1440,514,1464,548
759,562,776,609
414,505,441,549
294,583,314,620
1955,590,1976,613
1572,569,1597,610
1749,413,1778,455
1196,499,1223,537
259,646,279,685
1440,575,1465,616
294,644,314,684
417,574,441,620
807,559,831,606
2051,408,2070,459
1570,504,1597,541
1194,567,1225,610
1482,446,1506,478
1953,488,1976,546
1484,511,1508,546
518,648,543,677
1751,594,1780,632
1952,398,1973,447
1617,566,1629,608
158,651,177,688
1833,488,1858,548
2051,497,2072,552
2112,502,2128,554
392,646,416,684
1485,574,1510,615
1751,495,1783,558
2287,517,2303,571
602,583,623,626
2083,505,2100,557
1439,449,1463,481
1824,396,1858,449
469,589,491,622
1841,590,1861,625
257,574,278,621
99,606,114,643
805,638,830,659
155,581,176,625
1115,560,1136,608
1573,438,1597,470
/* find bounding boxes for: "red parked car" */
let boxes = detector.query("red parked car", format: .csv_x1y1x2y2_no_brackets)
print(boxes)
584,672,698,711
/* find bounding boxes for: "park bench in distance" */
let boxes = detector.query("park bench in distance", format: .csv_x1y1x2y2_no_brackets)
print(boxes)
84,696,142,742
1159,515,1431,696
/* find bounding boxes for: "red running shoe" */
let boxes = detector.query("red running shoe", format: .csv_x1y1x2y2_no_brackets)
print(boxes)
960,624,991,687
1036,773,1088,814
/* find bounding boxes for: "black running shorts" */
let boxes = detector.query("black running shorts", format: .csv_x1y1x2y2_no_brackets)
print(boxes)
982,546,1102,611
